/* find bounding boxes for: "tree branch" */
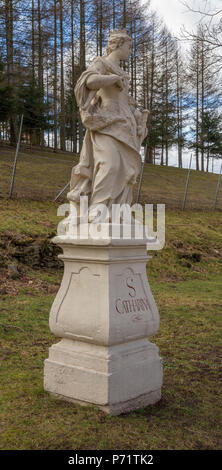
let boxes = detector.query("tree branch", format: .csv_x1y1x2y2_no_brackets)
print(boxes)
181,1,222,18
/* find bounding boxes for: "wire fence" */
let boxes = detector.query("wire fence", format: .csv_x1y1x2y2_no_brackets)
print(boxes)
0,142,222,211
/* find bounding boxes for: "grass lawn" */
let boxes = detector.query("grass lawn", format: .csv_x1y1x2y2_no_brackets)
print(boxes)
0,195,221,450
0,143,222,210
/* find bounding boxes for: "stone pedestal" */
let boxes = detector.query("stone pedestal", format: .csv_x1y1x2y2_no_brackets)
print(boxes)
44,234,162,415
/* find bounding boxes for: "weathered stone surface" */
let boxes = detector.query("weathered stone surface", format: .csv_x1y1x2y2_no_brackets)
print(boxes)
44,30,162,414
67,29,149,218
44,236,163,415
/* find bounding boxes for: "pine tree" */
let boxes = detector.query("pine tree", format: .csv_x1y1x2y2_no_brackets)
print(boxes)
0,57,14,122
202,110,222,171
188,27,222,171
17,78,49,145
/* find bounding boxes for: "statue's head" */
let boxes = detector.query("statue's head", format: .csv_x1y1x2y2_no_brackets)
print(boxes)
106,29,132,59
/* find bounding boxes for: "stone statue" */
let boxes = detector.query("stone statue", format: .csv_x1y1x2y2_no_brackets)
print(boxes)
67,29,149,221
44,30,162,415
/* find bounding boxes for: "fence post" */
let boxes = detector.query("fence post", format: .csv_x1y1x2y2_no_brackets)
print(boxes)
214,162,222,210
54,181,71,202
9,114,24,199
182,154,192,211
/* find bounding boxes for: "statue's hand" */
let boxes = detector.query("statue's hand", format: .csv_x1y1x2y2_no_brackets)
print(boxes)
114,76,124,91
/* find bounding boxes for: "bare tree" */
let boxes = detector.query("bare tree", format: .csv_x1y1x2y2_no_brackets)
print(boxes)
37,0,44,146
59,0,66,151
182,0,222,68
5,0,17,144
53,0,58,152
187,24,221,171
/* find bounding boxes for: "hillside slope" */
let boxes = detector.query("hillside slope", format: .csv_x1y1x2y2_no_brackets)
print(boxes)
0,144,221,210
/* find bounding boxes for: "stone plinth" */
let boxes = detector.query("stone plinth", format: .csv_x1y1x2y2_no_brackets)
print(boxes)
44,235,162,415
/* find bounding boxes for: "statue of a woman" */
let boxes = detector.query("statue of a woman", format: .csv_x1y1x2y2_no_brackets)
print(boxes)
67,29,148,221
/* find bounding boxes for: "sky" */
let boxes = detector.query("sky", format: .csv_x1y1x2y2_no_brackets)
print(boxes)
147,1,222,173
150,0,222,38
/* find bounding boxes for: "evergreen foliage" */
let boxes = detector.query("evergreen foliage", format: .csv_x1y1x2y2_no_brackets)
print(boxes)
0,0,221,169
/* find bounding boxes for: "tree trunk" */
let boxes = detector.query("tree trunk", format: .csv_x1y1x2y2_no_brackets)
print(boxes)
46,59,50,147
179,89,183,168
161,142,164,166
32,0,35,85
206,144,209,172
53,0,58,152
99,0,103,56
59,0,66,151
71,0,77,153
165,39,169,167
80,0,86,72
146,40,154,164
113,0,116,29
133,20,137,99
196,40,200,171
79,0,86,151
176,51,183,169
200,37,205,172
130,18,134,96
37,0,44,147
5,0,16,144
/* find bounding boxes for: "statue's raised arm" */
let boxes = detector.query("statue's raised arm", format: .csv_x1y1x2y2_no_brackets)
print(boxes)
67,29,149,221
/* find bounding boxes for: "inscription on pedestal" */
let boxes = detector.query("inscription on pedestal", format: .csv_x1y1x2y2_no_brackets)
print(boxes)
114,268,152,321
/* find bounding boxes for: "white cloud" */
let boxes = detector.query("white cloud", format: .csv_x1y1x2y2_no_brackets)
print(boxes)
150,0,222,38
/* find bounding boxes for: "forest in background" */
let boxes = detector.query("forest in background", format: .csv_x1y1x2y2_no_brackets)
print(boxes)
0,0,222,171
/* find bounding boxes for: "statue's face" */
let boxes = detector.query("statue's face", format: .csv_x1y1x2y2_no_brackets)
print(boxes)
118,39,132,60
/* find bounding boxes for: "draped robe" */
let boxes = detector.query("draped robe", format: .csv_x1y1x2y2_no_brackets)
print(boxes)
67,56,147,214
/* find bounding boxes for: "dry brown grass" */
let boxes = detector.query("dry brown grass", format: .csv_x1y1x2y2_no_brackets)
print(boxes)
0,143,221,210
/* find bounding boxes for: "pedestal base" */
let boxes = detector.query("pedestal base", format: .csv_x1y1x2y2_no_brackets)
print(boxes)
44,236,163,415
44,338,162,415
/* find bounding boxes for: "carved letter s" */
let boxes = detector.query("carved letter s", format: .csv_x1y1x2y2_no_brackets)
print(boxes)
126,277,136,298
